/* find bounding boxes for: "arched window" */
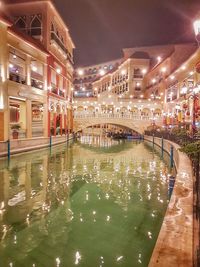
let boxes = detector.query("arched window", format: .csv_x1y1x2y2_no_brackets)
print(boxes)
15,17,26,32
30,15,42,37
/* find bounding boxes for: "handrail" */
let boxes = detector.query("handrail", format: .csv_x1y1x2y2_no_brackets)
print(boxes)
74,113,162,121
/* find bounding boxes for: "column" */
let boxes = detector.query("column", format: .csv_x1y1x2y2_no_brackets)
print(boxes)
60,114,62,135
26,100,32,138
43,103,48,137
0,22,9,141
54,113,57,136
26,55,31,86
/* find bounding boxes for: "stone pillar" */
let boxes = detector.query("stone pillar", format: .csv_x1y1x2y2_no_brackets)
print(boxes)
26,100,32,138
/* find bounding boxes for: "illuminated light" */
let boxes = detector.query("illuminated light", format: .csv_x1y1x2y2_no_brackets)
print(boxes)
0,93,4,109
189,71,194,75
108,95,112,98
108,86,111,91
82,87,85,91
9,63,14,68
193,87,200,94
140,94,144,98
181,86,187,95
130,95,133,98
99,69,105,76
157,56,162,62
78,69,84,76
170,75,175,80
75,91,78,95
13,54,17,59
160,92,164,96
116,256,123,262
142,69,147,74
193,20,200,36
94,87,98,91
136,82,140,87
75,251,81,265
161,67,167,73
152,79,156,84
56,258,61,267
71,87,74,91
121,69,126,75
56,68,61,74
181,65,186,70
32,66,37,72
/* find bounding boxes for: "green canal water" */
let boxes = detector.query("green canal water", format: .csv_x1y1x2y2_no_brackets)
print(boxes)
0,137,171,267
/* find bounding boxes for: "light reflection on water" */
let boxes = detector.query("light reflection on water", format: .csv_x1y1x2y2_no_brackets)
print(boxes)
0,137,170,267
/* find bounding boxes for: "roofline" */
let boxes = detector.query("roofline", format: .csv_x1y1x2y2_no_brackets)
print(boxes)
48,1,75,49
122,42,196,52
4,0,75,49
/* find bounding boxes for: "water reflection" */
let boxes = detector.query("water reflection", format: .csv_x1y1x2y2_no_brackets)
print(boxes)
0,137,170,267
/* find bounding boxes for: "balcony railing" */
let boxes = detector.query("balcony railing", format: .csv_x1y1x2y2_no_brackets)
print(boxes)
31,78,44,90
9,72,26,84
74,112,161,121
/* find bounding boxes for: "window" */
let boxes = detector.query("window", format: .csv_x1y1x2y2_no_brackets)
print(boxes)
30,15,42,37
15,17,26,32
133,68,143,79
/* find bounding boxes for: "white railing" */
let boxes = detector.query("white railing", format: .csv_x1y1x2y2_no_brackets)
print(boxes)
74,113,162,121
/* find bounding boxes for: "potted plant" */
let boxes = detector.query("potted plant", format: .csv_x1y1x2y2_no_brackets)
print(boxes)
11,124,21,139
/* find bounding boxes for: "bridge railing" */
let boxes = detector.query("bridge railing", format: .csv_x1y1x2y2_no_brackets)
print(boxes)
74,113,162,121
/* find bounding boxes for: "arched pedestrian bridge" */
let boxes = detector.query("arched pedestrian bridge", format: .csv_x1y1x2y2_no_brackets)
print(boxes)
73,113,163,134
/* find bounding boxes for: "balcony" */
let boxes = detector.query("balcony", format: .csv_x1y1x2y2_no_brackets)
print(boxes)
31,78,44,90
9,72,26,84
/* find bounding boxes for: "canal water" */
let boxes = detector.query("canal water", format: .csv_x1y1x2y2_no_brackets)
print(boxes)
0,137,171,267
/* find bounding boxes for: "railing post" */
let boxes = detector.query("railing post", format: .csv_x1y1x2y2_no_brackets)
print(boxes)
7,139,10,160
170,145,174,169
161,137,164,158
153,134,155,147
50,134,52,148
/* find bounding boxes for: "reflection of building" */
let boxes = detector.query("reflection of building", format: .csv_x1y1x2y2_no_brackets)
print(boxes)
0,0,75,142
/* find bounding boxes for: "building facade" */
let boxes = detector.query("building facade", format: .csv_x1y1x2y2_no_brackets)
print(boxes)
74,43,200,134
0,0,74,142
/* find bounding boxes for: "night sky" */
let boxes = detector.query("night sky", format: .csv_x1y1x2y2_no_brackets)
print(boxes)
53,0,200,67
